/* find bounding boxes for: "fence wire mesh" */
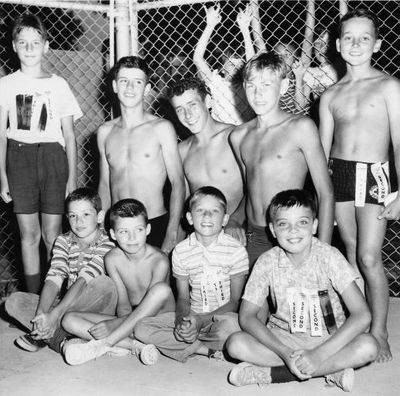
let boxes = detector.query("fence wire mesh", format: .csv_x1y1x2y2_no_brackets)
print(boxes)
0,0,399,297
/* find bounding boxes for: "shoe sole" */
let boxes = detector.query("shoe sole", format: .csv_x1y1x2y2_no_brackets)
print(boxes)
15,337,43,352
140,344,160,366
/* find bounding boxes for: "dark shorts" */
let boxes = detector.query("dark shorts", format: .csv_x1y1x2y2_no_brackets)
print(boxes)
329,157,390,206
6,139,68,214
148,212,169,248
246,221,274,268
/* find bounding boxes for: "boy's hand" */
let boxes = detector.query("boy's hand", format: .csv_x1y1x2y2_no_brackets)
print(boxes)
0,179,12,203
31,312,58,340
88,319,118,340
66,177,77,197
378,196,400,221
174,315,201,343
236,5,252,32
283,350,312,380
292,60,307,80
292,349,323,376
203,5,221,28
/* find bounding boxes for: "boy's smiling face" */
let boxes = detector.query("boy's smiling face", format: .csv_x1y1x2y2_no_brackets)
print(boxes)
269,205,318,262
187,195,229,245
67,200,103,244
110,215,150,255
13,27,48,68
337,17,381,66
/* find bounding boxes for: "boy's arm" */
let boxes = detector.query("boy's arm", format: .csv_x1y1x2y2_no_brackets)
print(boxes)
97,125,112,213
295,281,371,376
318,91,335,160
239,299,310,380
193,5,221,82
159,121,185,254
299,118,334,243
379,78,400,219
225,197,246,245
237,5,255,61
249,0,266,53
174,277,192,341
339,0,349,17
61,115,77,195
0,106,11,203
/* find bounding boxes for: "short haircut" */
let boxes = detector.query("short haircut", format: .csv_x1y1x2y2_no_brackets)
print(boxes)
109,198,148,228
167,77,209,101
338,8,380,38
243,51,288,82
111,55,150,82
12,13,48,42
268,189,317,223
188,186,227,214
65,187,102,213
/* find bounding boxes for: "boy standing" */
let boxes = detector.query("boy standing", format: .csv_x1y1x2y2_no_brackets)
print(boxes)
226,189,378,392
134,187,249,362
62,199,175,366
5,188,116,355
97,56,185,253
229,51,334,266
168,77,246,243
319,9,400,362
0,14,82,293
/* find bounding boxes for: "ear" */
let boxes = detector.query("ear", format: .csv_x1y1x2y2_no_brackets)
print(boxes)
146,223,151,236
12,41,16,53
97,210,105,224
280,78,290,95
112,79,117,93
336,38,341,53
268,222,277,238
222,214,230,227
186,212,193,226
144,82,151,96
205,94,212,109
373,38,382,53
110,228,116,241
312,218,318,235
43,40,49,54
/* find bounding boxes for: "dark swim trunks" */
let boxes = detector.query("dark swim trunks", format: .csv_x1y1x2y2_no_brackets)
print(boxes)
329,157,390,206
148,212,169,248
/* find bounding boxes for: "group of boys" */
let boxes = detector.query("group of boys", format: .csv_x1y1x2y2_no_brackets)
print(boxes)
1,7,398,392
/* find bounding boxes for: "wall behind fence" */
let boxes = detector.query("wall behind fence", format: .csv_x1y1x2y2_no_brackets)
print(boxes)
0,0,399,297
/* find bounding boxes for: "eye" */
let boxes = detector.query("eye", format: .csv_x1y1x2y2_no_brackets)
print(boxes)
68,214,76,219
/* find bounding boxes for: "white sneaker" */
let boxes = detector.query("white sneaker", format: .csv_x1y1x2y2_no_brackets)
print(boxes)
229,362,272,387
132,340,160,366
325,368,354,392
64,339,128,365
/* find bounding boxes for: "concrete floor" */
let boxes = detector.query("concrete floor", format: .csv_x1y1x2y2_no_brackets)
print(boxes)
0,298,399,396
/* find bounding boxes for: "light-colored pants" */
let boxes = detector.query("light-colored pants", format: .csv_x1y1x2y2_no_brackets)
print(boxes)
5,275,117,352
135,311,240,362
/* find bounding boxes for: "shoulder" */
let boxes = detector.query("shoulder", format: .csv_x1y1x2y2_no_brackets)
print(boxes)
230,119,254,142
105,246,124,266
147,245,169,267
97,119,118,138
151,117,177,138
380,73,400,93
286,114,318,139
178,136,194,155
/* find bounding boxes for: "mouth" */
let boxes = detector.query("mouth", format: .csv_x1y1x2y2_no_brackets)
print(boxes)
200,222,214,227
287,238,302,244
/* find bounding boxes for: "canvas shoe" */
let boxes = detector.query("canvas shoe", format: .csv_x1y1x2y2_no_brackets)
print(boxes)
15,334,46,352
229,362,272,387
132,340,160,366
63,339,129,365
325,368,354,392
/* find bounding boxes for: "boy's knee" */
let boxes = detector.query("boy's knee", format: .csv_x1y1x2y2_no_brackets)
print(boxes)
148,282,172,300
5,292,29,316
61,312,74,332
225,331,247,359
357,333,379,363
358,251,381,271
134,317,154,344
213,314,241,341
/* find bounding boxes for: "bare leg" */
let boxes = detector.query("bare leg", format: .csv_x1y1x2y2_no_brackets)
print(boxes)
41,213,63,262
356,204,392,363
16,213,41,293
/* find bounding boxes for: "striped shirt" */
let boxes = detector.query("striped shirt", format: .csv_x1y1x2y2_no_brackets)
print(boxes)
45,229,115,290
173,231,249,313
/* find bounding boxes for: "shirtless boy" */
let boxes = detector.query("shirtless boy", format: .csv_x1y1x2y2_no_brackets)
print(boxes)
62,199,176,365
97,56,185,253
168,77,245,243
319,9,400,362
230,51,334,266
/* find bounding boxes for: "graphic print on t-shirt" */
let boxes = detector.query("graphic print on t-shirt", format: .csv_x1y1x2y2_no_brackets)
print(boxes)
16,92,49,132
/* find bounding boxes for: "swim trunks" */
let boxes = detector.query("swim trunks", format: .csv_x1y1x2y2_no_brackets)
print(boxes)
246,221,274,268
148,212,169,248
329,158,390,206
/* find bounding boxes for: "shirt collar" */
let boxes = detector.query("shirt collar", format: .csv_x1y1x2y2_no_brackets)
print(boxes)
68,227,105,248
188,230,225,248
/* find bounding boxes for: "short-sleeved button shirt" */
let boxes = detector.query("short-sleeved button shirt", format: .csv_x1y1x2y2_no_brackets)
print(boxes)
243,237,358,331
173,231,249,313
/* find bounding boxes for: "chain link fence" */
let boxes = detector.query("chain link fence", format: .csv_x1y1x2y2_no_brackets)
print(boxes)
0,0,399,297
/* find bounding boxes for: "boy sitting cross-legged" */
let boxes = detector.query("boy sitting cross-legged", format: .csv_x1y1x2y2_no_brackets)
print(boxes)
134,186,249,362
5,187,116,355
226,189,378,392
62,198,175,365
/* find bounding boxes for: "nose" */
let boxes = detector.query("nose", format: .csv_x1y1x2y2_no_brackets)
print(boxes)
26,42,34,52
128,231,136,241
203,210,212,218
127,80,135,89
76,215,84,225
351,37,360,47
184,107,193,119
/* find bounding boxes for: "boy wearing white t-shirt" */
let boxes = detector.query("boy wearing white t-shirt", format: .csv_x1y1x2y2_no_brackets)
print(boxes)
0,13,82,294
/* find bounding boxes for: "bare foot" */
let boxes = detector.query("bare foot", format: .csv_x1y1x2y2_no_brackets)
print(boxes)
375,336,392,363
